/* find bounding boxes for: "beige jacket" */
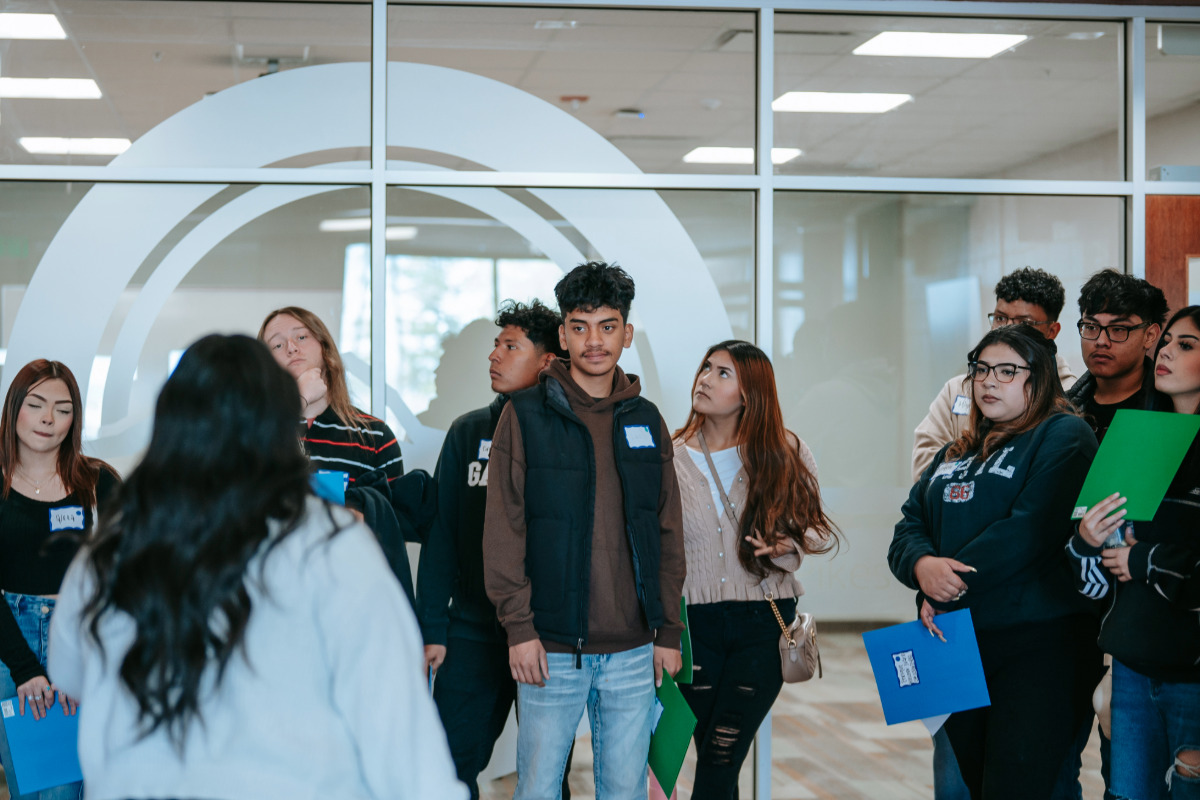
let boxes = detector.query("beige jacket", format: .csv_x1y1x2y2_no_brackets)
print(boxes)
674,438,820,605
910,354,1077,482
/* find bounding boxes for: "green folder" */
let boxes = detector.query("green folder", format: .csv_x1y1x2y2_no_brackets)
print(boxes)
1071,409,1200,520
648,671,697,797
677,596,693,685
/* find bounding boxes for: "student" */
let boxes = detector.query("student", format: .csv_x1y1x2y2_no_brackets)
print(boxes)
259,306,417,602
1067,268,1168,441
913,267,1075,481
47,334,465,800
0,360,118,800
672,340,839,799
889,325,1100,799
483,262,686,800
417,299,571,800
1068,305,1200,800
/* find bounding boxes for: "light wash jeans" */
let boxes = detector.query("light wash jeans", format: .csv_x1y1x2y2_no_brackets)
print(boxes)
0,592,83,800
515,642,654,800
1110,659,1200,800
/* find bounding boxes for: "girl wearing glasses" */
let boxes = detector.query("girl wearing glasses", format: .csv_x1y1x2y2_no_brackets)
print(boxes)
1070,305,1200,799
889,325,1100,799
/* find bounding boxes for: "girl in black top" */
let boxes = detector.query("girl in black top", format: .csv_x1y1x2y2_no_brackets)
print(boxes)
0,359,116,800
889,325,1100,799
1070,305,1200,799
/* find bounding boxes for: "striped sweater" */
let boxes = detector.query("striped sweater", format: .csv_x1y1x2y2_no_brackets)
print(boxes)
302,407,404,484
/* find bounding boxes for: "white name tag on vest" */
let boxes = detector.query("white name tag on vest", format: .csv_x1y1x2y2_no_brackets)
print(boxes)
624,425,655,449
49,506,85,532
951,394,971,415
478,439,492,460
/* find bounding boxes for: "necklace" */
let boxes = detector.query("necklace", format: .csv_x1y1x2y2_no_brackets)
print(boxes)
14,467,55,495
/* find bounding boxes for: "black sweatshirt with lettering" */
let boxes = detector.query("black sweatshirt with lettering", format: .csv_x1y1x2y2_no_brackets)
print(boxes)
889,413,1098,632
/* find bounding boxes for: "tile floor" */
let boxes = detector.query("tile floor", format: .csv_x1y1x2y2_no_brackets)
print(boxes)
480,626,1106,800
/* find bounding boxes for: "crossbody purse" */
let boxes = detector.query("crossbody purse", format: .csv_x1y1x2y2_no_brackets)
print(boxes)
697,431,822,683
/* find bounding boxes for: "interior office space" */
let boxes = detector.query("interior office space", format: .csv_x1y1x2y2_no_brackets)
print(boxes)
0,0,1197,629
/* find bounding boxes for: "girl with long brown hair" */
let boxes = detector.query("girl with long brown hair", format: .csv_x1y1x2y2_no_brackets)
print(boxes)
0,359,117,800
672,340,838,799
889,325,1101,799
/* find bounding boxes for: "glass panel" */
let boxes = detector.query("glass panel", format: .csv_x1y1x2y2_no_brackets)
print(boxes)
383,186,753,472
1147,22,1200,181
386,6,756,174
0,1,369,167
774,14,1122,179
0,181,370,475
774,193,1123,620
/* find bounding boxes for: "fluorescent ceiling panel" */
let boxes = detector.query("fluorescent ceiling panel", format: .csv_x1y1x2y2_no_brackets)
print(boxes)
20,137,130,155
854,32,1028,59
0,13,66,40
772,92,912,114
318,218,417,240
683,147,801,165
0,78,101,99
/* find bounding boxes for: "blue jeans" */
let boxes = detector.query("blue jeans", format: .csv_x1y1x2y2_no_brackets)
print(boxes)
0,592,83,800
515,642,654,800
1110,659,1200,800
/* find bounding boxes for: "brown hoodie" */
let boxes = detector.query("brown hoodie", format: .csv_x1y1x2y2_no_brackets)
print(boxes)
483,359,685,653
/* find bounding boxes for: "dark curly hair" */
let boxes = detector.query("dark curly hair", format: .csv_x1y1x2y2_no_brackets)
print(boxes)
1078,268,1169,327
995,267,1065,321
554,261,636,322
495,299,566,358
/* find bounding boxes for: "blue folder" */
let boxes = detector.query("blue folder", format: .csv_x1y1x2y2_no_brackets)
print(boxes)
861,609,990,726
310,470,348,505
0,695,82,795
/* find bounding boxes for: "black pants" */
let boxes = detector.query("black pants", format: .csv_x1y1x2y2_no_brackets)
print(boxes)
433,636,572,800
678,598,795,800
944,614,1101,800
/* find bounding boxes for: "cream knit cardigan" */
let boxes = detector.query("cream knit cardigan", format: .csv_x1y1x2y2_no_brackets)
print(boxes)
673,438,820,605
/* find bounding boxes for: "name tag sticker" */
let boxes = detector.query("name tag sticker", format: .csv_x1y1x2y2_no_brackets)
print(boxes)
49,506,85,532
624,425,655,449
477,439,492,460
951,395,971,416
892,650,920,688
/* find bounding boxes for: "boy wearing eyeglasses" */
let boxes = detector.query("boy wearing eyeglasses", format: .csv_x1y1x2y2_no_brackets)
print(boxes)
1067,268,1168,443
913,267,1075,482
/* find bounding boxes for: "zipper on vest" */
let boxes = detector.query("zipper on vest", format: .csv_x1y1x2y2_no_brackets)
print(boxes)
575,639,583,669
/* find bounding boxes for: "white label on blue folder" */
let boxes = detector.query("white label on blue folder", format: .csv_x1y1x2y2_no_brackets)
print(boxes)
624,425,655,449
477,439,492,460
892,650,920,687
49,506,85,532
1,699,12,718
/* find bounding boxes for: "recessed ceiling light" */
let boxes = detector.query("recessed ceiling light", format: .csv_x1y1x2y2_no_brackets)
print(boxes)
0,13,66,40
1063,32,1105,41
0,78,102,99
20,137,131,155
683,147,802,165
853,32,1027,59
535,20,577,29
772,92,912,114
318,218,418,241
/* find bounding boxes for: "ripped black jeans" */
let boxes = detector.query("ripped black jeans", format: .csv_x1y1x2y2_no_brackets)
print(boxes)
678,598,795,800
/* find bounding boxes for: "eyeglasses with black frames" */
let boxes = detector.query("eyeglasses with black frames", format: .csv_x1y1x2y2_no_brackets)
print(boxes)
967,361,1031,383
987,312,1054,329
1076,320,1149,343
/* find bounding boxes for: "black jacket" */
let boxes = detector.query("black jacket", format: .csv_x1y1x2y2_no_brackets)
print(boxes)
417,395,508,646
509,378,667,651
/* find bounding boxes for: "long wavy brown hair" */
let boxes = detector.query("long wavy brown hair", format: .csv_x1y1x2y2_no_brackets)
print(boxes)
258,306,367,436
945,325,1077,463
674,340,840,579
0,359,113,507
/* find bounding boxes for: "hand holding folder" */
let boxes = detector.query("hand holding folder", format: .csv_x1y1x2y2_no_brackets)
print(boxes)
0,695,82,795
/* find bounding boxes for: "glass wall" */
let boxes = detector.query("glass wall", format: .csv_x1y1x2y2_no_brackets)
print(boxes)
1,0,1193,623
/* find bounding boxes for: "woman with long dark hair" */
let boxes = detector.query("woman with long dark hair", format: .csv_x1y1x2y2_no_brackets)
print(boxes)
1069,305,1200,799
47,335,464,799
672,340,839,799
889,325,1100,799
0,359,116,800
